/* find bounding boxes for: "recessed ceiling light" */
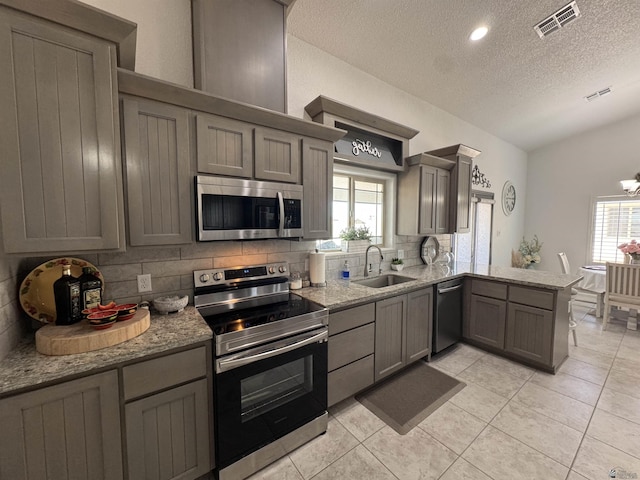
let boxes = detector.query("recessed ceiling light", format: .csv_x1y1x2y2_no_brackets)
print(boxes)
470,26,488,41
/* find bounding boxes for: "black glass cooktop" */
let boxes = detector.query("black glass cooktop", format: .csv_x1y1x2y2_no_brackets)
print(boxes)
200,293,324,336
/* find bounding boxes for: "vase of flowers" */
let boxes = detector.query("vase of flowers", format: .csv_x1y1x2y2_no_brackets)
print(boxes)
618,240,640,264
513,235,542,268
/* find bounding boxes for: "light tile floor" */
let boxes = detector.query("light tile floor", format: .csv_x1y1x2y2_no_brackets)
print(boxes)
248,305,640,480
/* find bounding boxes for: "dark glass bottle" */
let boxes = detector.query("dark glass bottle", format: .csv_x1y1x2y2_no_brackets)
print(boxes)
79,266,102,310
53,263,82,325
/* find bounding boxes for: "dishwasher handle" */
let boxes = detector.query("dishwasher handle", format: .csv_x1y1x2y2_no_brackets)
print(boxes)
437,284,463,294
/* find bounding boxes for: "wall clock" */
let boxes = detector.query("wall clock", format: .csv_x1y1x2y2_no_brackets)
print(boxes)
502,181,516,216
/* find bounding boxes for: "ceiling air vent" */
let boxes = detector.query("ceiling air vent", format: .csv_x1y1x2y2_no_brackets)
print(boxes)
584,87,612,102
534,1,581,38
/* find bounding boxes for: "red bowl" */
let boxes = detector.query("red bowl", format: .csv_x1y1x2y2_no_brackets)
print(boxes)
87,310,118,323
81,307,102,317
114,303,138,321
90,318,116,330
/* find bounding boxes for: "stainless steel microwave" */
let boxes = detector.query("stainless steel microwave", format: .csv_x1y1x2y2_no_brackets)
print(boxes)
196,176,303,241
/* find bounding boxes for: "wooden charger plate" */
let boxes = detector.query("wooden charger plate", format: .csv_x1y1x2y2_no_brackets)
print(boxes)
36,309,150,356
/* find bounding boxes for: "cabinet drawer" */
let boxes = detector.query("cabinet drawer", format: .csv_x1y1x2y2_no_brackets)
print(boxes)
328,355,374,407
509,286,555,310
329,303,375,336
123,346,207,400
328,323,375,371
471,279,507,300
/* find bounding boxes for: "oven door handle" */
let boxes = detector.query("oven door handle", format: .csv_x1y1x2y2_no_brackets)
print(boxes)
216,328,328,373
277,191,285,237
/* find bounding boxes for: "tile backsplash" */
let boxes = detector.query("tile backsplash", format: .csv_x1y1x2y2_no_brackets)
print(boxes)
0,234,452,361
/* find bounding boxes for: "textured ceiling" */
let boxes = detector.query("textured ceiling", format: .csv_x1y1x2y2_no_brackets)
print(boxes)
287,0,640,151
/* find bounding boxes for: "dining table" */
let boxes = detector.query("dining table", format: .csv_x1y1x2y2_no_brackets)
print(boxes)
577,265,606,317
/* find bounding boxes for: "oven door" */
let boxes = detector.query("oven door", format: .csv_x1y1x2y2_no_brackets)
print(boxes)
214,328,328,469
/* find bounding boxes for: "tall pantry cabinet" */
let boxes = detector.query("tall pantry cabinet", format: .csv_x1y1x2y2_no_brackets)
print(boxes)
0,3,136,254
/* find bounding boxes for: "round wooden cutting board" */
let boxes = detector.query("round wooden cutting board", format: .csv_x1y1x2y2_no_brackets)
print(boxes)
36,309,150,356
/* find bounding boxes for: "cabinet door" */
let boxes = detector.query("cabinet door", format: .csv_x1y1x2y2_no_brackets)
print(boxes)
0,9,122,253
406,288,432,363
435,168,451,234
196,113,253,177
418,165,437,234
0,371,122,480
254,127,301,183
125,379,211,480
469,295,507,349
375,295,407,381
122,97,193,245
505,303,553,366
302,137,333,239
454,156,472,233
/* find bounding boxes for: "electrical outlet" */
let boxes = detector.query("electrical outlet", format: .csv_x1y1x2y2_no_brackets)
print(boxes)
397,250,405,259
137,274,152,293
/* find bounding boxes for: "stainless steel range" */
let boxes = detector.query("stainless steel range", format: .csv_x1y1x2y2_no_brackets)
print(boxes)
194,262,328,480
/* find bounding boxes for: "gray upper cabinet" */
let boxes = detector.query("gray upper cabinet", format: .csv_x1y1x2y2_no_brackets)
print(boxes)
302,138,333,239
0,371,123,480
192,0,288,113
122,97,193,245
398,156,452,236
426,144,481,234
0,7,124,254
196,113,254,178
254,127,301,183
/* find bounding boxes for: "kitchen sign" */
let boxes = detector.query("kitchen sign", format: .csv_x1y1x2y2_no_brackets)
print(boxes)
334,122,402,169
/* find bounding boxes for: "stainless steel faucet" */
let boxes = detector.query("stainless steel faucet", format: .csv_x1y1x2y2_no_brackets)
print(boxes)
364,245,384,277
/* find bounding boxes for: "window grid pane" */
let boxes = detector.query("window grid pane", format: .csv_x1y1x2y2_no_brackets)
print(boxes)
592,198,640,263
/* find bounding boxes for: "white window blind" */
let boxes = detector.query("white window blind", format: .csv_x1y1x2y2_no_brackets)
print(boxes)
591,197,640,263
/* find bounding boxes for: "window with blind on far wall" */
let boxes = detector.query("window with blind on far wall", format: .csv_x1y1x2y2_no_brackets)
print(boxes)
591,197,640,263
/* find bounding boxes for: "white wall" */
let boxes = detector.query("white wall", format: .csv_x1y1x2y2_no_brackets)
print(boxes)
78,1,528,266
526,113,640,273
287,36,528,266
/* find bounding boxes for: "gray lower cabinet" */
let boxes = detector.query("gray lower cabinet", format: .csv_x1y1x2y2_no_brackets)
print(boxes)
505,303,554,365
468,295,507,349
0,371,123,480
302,137,333,239
122,346,212,480
0,6,124,254
466,280,561,370
122,97,193,245
375,295,407,381
327,303,375,406
405,288,433,362
125,379,210,480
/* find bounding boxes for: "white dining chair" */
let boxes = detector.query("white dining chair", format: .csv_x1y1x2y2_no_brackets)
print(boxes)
557,252,578,346
604,262,640,330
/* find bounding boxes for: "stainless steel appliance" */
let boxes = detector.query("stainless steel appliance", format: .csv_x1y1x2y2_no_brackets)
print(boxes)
196,175,303,241
432,278,464,354
194,263,328,480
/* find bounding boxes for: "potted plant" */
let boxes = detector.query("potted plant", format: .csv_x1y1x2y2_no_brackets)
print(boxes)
340,226,372,253
391,258,404,271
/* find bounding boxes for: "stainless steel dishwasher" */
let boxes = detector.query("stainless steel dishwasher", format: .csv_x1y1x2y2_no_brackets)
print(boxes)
433,278,464,354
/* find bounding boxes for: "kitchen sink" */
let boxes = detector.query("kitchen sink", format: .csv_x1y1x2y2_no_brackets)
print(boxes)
353,274,415,288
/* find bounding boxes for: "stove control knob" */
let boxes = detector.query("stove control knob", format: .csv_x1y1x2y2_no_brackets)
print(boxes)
279,265,287,274
213,272,223,281
268,266,276,274
199,274,210,283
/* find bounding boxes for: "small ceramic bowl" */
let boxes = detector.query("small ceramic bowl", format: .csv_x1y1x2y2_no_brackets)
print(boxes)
81,306,102,317
153,295,188,315
89,318,117,330
87,310,118,324
114,303,138,321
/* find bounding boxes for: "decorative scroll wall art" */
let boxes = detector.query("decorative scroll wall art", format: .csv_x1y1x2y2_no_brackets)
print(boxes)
471,164,492,188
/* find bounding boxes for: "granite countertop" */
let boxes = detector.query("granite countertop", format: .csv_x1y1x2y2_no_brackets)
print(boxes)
294,263,583,311
0,306,212,397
